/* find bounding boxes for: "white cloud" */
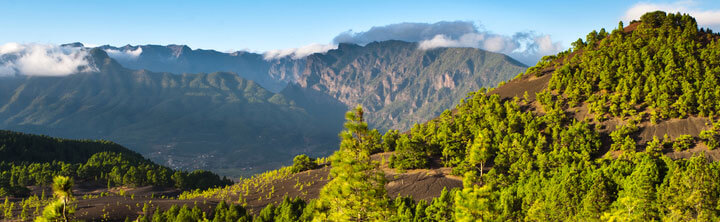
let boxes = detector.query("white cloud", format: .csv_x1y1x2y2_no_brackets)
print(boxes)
263,43,337,60
418,32,563,65
105,47,143,61
335,21,562,65
0,43,96,77
624,1,720,29
333,21,477,45
535,35,562,55
260,21,562,64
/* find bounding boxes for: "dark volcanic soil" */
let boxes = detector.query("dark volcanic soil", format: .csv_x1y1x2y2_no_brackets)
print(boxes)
210,152,463,214
6,183,216,222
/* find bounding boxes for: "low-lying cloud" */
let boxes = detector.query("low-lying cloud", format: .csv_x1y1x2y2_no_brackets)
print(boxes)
332,21,563,65
263,43,337,60
104,47,143,62
624,1,720,30
0,43,96,77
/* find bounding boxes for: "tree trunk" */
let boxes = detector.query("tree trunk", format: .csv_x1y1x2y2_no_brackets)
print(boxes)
62,200,68,222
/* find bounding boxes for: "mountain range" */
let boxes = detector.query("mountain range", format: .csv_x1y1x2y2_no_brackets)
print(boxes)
0,40,526,176
99,40,527,131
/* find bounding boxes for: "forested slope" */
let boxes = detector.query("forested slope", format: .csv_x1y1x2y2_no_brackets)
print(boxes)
0,130,231,198
182,11,720,221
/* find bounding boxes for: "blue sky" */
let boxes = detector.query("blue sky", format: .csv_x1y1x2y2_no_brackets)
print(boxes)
1,0,720,53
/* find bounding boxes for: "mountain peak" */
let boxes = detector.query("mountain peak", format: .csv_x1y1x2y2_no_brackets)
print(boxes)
168,44,192,57
61,42,85,48
88,48,124,71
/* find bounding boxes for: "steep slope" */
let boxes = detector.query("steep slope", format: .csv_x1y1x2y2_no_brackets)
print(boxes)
0,49,344,176
376,11,720,221
293,40,527,130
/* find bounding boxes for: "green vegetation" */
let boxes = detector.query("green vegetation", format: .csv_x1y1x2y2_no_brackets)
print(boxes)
0,151,231,197
548,11,720,121
313,105,391,220
300,11,720,221
0,131,232,198
35,176,75,222
290,154,319,173
673,134,695,151
0,130,143,164
134,201,251,222
699,122,720,150
181,11,720,219
389,134,430,170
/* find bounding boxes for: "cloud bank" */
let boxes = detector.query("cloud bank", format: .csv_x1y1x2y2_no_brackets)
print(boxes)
0,43,96,77
333,21,477,45
332,21,563,65
262,21,562,64
263,43,337,60
624,1,720,29
104,47,143,62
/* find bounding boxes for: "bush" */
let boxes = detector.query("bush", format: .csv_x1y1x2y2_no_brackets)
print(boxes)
291,154,318,173
672,135,695,151
389,136,429,170
382,130,400,152
699,129,719,150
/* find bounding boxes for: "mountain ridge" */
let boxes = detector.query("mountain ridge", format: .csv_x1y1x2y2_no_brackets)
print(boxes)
96,40,527,130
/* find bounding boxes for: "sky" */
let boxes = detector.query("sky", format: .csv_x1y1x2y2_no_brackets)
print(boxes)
1,0,720,67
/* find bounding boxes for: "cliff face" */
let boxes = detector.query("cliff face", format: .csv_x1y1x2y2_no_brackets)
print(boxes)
291,41,527,130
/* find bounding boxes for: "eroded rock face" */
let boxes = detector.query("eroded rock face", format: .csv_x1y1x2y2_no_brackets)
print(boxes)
290,41,527,130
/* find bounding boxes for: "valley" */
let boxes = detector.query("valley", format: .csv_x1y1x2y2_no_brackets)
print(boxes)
2,6,720,221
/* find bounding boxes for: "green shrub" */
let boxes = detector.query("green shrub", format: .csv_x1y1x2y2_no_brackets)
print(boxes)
699,129,719,150
389,136,429,170
672,135,695,151
291,154,318,173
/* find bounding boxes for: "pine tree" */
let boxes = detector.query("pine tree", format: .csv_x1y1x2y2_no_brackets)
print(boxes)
425,187,454,221
35,176,74,222
454,172,494,222
603,156,660,221
468,129,492,178
314,105,390,221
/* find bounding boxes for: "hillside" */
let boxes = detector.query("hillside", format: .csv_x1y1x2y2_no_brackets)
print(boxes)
0,49,344,177
0,130,233,221
0,130,144,163
169,11,720,221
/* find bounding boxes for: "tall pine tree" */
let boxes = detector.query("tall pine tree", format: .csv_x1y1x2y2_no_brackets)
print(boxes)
314,105,390,221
